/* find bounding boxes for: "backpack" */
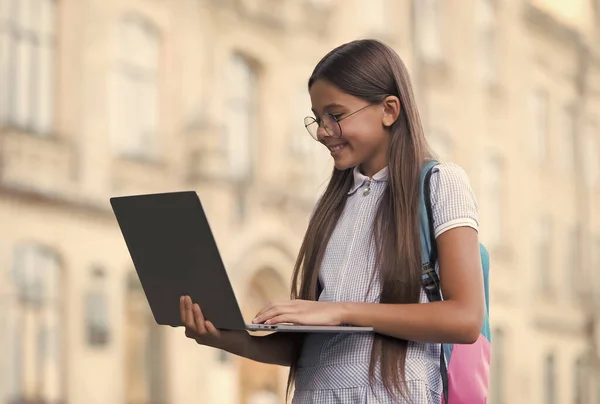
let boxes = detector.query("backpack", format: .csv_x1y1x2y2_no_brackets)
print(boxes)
419,160,492,404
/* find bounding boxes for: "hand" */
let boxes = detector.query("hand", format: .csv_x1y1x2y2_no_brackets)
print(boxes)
179,295,249,349
252,300,345,326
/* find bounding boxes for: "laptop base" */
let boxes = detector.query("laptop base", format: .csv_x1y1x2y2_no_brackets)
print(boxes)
246,324,373,333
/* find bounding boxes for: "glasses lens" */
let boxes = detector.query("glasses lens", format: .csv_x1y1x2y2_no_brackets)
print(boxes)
303,114,341,140
304,117,319,140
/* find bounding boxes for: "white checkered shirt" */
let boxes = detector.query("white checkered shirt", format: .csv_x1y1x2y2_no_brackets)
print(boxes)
292,163,479,404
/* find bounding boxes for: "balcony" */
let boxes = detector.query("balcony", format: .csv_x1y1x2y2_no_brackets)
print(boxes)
0,129,76,199
8,400,65,404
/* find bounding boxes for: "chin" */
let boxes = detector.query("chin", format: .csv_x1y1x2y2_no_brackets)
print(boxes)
333,159,356,171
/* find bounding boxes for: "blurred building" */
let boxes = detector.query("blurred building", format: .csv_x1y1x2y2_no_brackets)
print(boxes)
0,0,599,403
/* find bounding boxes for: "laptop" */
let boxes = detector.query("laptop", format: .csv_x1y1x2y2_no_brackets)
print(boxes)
110,191,373,334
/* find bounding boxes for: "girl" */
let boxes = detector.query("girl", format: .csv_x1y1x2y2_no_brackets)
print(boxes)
180,39,485,403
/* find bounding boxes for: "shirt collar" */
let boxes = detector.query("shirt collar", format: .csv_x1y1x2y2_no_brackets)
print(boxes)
348,165,389,195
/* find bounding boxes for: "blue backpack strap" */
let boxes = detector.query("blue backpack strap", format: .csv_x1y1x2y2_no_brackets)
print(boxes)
419,161,449,403
419,161,441,302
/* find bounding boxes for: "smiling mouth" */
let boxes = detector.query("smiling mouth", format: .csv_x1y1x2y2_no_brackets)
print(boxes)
328,143,348,152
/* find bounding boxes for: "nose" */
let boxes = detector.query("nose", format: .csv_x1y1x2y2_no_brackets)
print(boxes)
316,124,330,142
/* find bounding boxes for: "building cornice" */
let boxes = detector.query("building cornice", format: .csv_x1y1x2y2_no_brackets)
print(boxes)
523,2,600,68
0,185,112,218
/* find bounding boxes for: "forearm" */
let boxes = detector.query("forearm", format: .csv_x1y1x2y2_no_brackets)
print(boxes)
341,301,482,344
209,331,302,366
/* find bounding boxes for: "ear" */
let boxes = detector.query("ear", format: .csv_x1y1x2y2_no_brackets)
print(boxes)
382,96,401,127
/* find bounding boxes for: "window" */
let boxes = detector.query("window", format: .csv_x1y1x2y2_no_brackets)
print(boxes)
291,86,313,158
480,156,503,246
475,0,498,84
414,0,443,62
565,223,582,297
544,353,556,404
239,268,287,402
490,328,504,404
595,236,600,275
593,237,600,305
529,89,549,162
226,54,257,180
85,266,110,347
110,15,160,158
536,216,553,295
0,0,56,134
559,104,576,174
1,243,63,404
582,120,599,188
291,85,329,189
125,272,166,404
574,356,590,404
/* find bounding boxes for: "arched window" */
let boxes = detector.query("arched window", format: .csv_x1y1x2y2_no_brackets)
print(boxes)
558,104,576,174
535,216,553,295
0,0,56,134
414,0,443,62
480,155,504,247
124,271,167,404
225,54,258,180
290,84,330,197
529,88,549,162
239,268,288,404
544,353,556,404
475,0,498,84
582,119,599,188
0,243,63,403
85,265,110,347
110,15,160,158
573,354,593,404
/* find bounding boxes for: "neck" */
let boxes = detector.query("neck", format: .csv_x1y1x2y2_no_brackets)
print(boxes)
360,157,388,178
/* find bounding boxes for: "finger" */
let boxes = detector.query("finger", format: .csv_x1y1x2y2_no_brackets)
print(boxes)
256,300,292,317
253,303,274,321
205,320,221,337
193,304,208,334
180,296,186,324
254,305,288,324
183,296,194,328
265,315,298,325
184,296,196,329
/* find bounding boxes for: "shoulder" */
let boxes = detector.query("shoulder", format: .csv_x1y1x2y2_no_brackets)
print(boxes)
428,162,479,238
430,162,473,187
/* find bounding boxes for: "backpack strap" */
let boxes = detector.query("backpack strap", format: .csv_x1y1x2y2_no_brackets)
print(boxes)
419,161,449,403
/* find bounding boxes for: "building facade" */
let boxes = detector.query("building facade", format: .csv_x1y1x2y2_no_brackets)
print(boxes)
0,0,599,403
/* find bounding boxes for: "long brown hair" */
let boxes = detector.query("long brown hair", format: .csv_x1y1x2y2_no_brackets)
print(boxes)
287,39,433,401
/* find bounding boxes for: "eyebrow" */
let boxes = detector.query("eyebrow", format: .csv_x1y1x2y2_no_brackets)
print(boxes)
311,103,347,115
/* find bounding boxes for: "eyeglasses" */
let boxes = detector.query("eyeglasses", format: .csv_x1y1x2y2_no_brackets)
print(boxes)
303,104,372,141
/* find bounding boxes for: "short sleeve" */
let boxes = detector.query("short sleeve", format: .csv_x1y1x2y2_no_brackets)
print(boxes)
429,163,479,238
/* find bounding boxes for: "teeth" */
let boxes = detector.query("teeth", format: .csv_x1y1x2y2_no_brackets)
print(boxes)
331,144,346,151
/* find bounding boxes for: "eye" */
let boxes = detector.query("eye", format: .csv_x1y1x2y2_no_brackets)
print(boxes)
323,112,343,121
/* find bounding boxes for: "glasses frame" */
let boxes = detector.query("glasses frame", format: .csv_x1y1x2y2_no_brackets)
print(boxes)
304,104,372,141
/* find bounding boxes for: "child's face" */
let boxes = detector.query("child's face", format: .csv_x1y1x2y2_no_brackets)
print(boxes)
309,80,390,176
